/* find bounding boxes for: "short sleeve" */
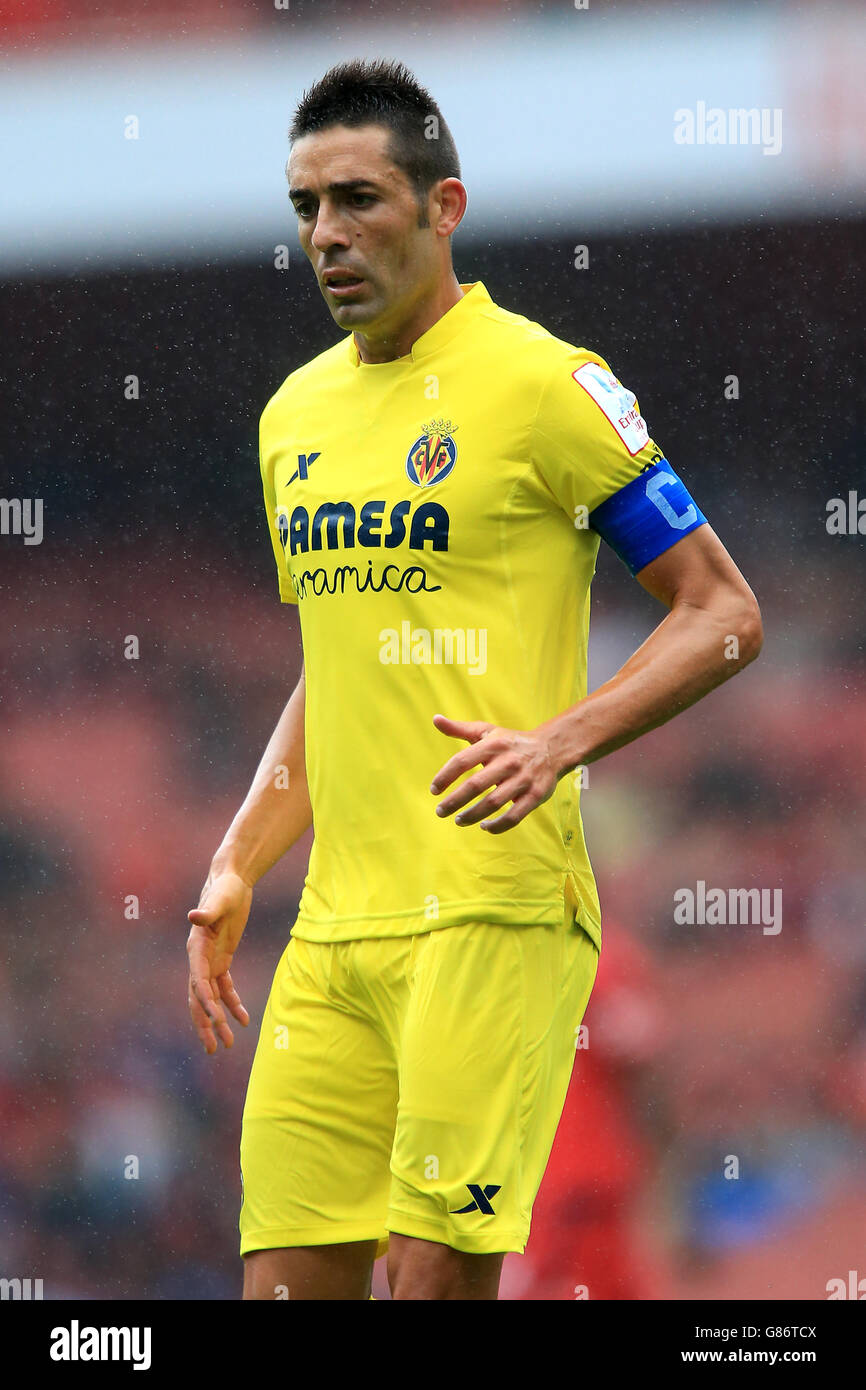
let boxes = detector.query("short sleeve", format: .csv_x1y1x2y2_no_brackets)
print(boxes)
531,350,664,519
259,416,298,606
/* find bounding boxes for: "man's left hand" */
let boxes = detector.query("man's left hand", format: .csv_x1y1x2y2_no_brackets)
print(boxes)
430,713,560,833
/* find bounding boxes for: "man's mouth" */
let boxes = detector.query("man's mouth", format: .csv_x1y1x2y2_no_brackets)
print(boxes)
323,271,366,297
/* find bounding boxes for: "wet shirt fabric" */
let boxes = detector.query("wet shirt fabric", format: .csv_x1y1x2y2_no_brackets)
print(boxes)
258,281,705,946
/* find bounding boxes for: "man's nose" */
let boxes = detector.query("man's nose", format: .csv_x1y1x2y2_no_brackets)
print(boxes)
310,202,350,252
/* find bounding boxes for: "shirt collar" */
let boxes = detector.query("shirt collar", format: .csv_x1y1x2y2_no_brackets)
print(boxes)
346,281,491,368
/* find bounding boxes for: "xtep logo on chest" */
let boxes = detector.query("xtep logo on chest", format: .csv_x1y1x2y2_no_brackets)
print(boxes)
275,418,459,600
283,451,321,486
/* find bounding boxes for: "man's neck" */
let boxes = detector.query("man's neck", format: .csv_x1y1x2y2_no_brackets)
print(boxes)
353,274,465,364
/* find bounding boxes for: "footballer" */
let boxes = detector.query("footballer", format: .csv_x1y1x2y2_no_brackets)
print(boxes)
186,58,762,1301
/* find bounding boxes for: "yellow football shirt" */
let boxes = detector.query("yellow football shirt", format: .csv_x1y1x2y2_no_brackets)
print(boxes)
258,281,665,948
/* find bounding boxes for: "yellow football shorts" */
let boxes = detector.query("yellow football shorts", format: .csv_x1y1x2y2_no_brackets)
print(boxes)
239,898,599,1259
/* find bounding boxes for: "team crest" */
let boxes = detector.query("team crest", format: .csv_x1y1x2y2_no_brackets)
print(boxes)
405,417,458,488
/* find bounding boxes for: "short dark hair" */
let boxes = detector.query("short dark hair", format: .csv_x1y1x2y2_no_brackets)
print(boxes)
290,58,461,221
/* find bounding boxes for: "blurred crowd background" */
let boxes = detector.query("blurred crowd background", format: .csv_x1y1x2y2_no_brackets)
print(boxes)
1,0,864,1299
1,0,661,49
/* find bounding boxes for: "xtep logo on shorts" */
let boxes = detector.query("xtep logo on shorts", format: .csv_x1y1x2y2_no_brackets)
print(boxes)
405,417,458,487
450,1183,501,1215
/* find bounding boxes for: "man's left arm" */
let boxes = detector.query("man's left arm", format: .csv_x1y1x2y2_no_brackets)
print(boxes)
542,521,762,772
430,524,762,832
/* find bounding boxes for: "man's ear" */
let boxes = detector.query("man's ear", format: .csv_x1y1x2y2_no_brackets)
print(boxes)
434,178,468,238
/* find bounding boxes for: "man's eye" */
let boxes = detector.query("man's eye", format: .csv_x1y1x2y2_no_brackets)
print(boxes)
294,204,314,219
351,194,375,206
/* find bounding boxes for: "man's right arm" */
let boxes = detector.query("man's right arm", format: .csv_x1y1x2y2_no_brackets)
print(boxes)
186,662,311,1053
209,659,311,889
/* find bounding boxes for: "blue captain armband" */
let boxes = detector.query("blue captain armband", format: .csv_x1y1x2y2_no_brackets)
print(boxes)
588,459,707,576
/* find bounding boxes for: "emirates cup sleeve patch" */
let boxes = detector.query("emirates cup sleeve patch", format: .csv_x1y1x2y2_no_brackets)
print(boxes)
572,361,650,457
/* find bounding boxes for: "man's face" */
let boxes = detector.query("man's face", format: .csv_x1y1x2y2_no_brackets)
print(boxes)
287,123,439,338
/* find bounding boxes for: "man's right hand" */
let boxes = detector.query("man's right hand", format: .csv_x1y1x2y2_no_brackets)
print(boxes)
186,870,252,1054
